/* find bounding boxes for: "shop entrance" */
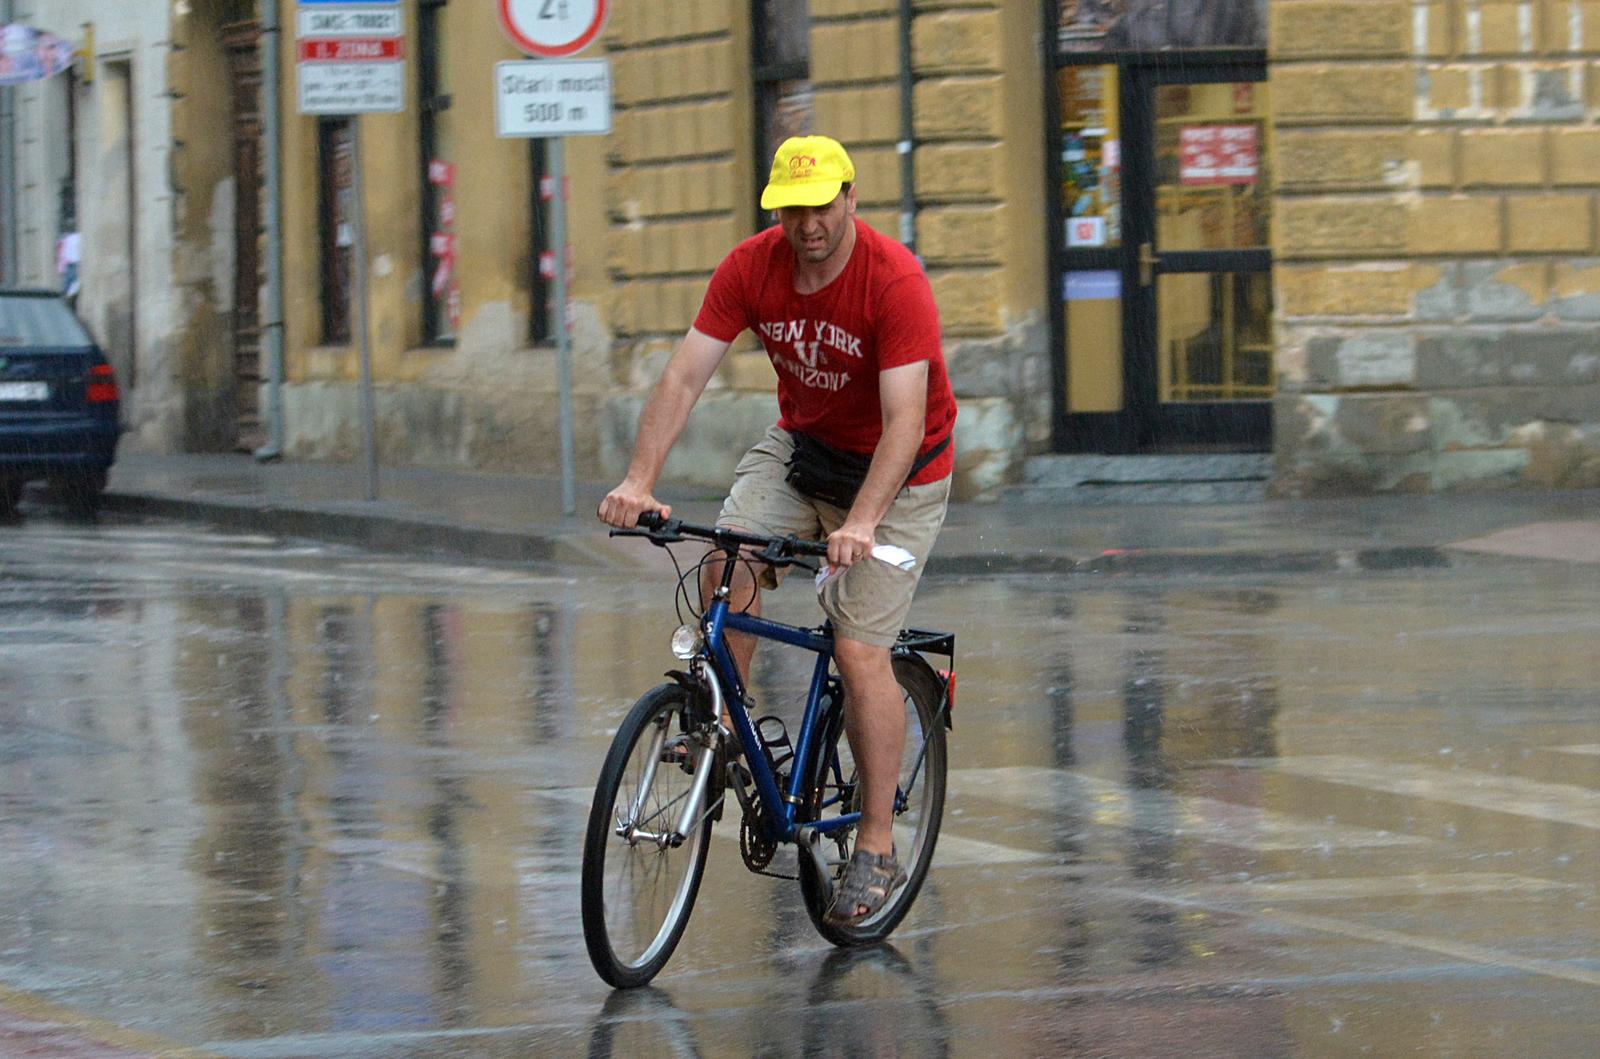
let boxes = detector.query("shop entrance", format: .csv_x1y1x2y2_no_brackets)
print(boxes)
1050,54,1271,453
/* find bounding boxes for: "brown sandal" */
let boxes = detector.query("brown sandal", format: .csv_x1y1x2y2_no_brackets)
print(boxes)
824,848,906,927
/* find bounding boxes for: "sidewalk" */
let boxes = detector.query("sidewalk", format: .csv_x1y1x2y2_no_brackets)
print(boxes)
102,452,1600,576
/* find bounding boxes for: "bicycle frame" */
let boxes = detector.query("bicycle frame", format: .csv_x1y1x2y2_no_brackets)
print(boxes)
702,598,856,846
610,515,952,858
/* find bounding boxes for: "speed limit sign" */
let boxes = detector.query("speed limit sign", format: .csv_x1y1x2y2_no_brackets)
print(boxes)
499,0,610,58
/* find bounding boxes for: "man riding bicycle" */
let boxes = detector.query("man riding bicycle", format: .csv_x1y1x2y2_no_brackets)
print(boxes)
598,135,957,927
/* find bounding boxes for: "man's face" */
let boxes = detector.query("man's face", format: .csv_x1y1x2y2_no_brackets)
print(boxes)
777,185,856,265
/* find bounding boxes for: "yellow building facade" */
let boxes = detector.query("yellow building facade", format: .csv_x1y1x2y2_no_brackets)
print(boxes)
249,0,1600,498
264,0,1051,498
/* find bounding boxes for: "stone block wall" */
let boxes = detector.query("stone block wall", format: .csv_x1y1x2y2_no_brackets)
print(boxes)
601,0,1050,499
605,0,746,352
1272,0,1600,495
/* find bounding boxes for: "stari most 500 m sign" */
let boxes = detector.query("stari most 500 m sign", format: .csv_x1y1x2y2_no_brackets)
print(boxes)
495,60,611,137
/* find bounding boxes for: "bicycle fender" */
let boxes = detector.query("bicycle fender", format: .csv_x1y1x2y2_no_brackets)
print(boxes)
893,652,954,731
664,669,716,725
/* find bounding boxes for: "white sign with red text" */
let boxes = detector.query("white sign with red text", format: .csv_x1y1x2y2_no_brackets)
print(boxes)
296,1,405,115
1179,125,1258,186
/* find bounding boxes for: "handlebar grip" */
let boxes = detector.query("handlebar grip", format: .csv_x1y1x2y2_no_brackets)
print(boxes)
637,510,667,530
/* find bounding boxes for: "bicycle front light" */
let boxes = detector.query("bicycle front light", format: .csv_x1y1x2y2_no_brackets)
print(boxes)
670,623,703,660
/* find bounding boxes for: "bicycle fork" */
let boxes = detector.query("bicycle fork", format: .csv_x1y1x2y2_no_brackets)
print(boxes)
618,668,727,849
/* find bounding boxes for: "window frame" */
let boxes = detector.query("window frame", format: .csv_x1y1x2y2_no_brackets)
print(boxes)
749,0,811,232
528,139,552,344
417,0,455,346
317,116,354,346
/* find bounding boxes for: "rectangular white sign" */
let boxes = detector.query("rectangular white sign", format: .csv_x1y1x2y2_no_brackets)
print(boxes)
495,60,612,138
1066,216,1106,247
0,382,48,401
296,0,403,114
298,61,404,115
296,5,402,38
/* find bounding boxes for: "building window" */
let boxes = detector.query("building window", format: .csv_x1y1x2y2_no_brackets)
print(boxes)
317,117,354,345
751,0,811,230
529,140,552,344
419,0,456,343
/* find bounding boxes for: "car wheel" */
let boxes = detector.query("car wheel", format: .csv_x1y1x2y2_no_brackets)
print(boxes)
0,480,23,519
56,470,107,518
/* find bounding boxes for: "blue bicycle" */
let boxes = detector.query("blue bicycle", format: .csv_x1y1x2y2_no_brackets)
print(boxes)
581,514,954,988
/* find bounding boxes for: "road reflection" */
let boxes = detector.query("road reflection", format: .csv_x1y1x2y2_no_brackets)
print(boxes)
0,527,1596,1057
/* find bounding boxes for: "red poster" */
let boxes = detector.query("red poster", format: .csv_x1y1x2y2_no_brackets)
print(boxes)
1179,125,1258,186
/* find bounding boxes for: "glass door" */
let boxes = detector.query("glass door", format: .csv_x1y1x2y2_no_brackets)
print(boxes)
1053,64,1128,449
1125,63,1272,448
1050,54,1271,453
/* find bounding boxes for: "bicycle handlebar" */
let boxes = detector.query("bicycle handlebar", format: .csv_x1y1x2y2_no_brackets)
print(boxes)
612,511,830,561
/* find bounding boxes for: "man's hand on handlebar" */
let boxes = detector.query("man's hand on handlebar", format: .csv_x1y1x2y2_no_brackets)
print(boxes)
597,480,671,529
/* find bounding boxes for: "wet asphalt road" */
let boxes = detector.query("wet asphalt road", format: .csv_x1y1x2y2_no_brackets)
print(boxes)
1,515,1598,1057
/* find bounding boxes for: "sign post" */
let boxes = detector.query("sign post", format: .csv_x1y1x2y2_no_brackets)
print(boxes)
296,0,404,502
496,0,610,518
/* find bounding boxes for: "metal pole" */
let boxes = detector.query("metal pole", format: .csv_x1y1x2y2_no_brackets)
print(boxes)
0,0,16,286
255,0,286,461
897,0,916,255
551,136,574,516
350,122,379,501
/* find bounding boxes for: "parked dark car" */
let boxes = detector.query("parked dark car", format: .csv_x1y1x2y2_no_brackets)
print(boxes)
0,290,121,516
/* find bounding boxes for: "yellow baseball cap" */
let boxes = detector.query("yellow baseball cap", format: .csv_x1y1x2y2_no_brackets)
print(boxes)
760,135,856,210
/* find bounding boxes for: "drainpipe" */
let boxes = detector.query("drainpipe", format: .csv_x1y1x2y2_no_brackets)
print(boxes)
0,0,16,285
254,0,285,461
897,0,915,256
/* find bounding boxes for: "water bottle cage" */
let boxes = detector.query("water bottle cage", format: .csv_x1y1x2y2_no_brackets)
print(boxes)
754,714,795,778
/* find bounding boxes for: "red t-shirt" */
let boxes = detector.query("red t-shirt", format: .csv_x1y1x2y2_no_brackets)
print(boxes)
693,220,957,485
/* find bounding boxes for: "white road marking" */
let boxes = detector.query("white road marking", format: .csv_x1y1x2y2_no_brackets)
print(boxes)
1240,755,1600,831
1257,907,1600,989
951,766,1428,850
1182,872,1579,904
1550,744,1600,757
528,785,1055,865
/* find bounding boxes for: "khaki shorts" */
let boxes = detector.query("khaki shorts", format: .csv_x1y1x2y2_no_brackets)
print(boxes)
718,425,951,648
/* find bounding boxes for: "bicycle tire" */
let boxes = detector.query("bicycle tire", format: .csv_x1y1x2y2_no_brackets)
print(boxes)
582,683,715,988
797,655,947,946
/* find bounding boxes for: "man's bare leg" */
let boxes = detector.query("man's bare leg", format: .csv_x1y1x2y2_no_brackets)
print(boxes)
699,548,761,700
831,636,906,859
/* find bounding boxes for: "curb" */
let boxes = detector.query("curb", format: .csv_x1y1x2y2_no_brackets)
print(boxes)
105,489,1456,580
102,491,592,567
930,546,1452,579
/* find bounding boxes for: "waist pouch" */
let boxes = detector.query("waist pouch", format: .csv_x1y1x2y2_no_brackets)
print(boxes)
784,429,950,509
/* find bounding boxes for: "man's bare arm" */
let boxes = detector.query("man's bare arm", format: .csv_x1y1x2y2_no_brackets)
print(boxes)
827,360,928,567
598,327,732,527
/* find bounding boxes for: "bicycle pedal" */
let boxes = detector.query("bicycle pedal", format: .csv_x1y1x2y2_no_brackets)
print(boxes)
659,735,696,775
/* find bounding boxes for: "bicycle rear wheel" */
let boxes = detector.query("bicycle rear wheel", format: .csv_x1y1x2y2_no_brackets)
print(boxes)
797,655,947,946
582,684,716,988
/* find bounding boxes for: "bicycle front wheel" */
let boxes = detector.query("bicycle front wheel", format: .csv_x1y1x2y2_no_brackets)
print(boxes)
798,655,947,946
581,684,716,988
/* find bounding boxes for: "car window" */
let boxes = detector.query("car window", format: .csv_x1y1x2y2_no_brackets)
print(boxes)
0,295,94,348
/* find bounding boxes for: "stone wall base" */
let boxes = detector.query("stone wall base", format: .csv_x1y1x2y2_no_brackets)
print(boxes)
1273,389,1600,497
